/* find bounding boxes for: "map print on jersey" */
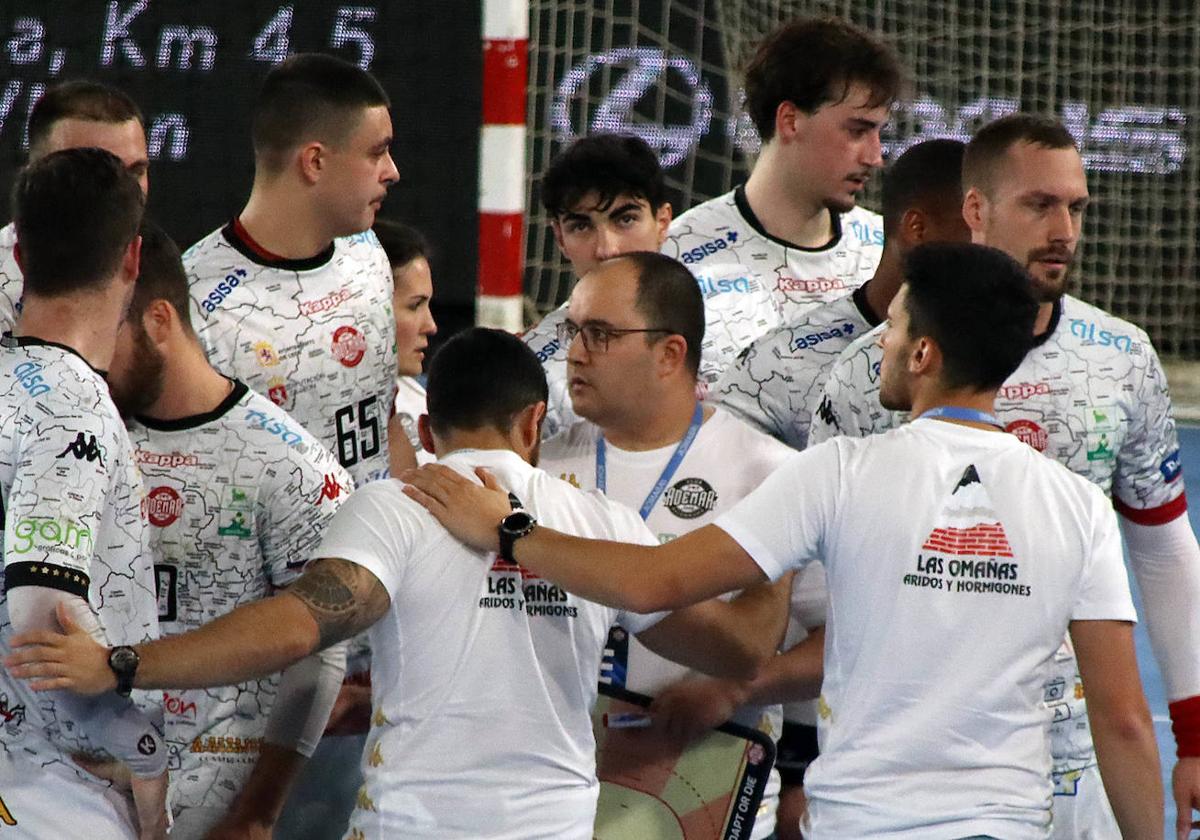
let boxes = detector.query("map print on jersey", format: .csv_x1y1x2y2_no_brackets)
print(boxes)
0,339,161,784
808,294,1186,784
713,289,878,449
0,225,21,336
185,224,396,488
131,382,351,816
665,186,882,345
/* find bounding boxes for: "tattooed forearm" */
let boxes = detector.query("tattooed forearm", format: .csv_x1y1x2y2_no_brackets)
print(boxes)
287,558,390,649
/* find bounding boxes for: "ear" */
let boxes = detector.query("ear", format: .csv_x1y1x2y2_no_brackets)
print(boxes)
551,219,566,252
656,334,689,379
298,142,325,185
654,203,673,245
773,100,806,144
141,299,176,344
510,401,546,461
11,241,22,274
121,234,142,286
962,188,986,238
900,207,926,246
417,414,437,455
908,336,941,377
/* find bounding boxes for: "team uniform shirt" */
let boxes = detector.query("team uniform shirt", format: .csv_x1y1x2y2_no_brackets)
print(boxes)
713,287,880,449
393,376,434,465
318,448,664,840
185,222,396,489
665,185,883,352
0,337,161,804
0,224,21,335
541,406,810,840
716,419,1136,839
128,380,350,827
808,295,1185,792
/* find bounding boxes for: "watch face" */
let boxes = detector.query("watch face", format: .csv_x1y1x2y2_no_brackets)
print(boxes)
110,647,139,672
502,511,535,535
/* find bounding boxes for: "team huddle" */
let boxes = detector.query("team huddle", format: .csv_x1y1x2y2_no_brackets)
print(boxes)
0,13,1194,840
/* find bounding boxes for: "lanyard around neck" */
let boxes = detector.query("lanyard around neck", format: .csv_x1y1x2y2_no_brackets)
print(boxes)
918,406,1003,429
596,402,704,521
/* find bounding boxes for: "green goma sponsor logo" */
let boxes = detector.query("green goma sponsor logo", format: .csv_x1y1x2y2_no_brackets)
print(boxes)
10,515,93,555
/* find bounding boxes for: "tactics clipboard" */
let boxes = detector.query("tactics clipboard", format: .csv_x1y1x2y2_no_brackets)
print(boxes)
592,683,776,840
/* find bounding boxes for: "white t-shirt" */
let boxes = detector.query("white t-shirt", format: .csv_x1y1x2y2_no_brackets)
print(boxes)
0,224,21,335
184,223,396,488
393,376,434,465
809,295,1184,776
541,406,811,840
129,381,351,820
0,337,161,788
318,448,663,840
716,419,1135,839
713,288,878,449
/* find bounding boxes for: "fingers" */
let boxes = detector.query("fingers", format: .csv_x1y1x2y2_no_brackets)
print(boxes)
5,642,66,668
56,599,81,633
477,468,503,490
402,483,445,516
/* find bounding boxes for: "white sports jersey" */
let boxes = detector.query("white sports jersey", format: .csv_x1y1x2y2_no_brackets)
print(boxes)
0,224,21,335
665,186,883,331
523,269,783,440
541,407,804,839
809,295,1184,789
185,223,396,488
128,381,351,825
393,376,434,465
717,420,1135,839
713,288,879,449
0,337,161,788
318,448,663,840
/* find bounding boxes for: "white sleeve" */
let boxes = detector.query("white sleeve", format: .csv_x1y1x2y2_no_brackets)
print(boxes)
7,588,166,778
1122,511,1200,701
1072,495,1137,622
714,441,842,581
264,642,348,757
315,482,417,599
609,500,669,633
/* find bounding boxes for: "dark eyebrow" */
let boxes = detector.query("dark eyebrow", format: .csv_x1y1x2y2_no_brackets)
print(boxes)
846,117,880,130
560,212,590,224
606,202,644,219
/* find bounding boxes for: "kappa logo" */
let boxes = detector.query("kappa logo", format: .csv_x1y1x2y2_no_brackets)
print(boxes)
137,734,157,756
0,692,25,733
57,432,105,465
998,381,1051,401
317,473,346,505
663,477,717,519
776,276,847,294
332,325,367,368
815,395,839,430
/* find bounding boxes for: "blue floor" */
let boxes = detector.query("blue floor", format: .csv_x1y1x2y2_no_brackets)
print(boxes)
1135,424,1200,837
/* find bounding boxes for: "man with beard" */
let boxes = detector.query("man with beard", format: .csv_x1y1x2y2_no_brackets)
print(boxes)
810,113,1200,838
110,222,350,839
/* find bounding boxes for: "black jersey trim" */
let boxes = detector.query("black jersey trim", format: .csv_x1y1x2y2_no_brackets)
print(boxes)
220,222,336,272
850,284,882,327
134,379,248,431
1033,298,1064,347
1,332,105,376
4,561,90,599
732,184,842,253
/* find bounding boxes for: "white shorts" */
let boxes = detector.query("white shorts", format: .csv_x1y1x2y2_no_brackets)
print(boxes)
0,758,137,839
1052,763,1120,839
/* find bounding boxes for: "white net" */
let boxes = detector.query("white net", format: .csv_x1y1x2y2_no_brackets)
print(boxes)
525,0,1200,357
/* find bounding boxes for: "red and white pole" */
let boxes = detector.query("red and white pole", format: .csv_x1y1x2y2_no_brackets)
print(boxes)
477,0,528,331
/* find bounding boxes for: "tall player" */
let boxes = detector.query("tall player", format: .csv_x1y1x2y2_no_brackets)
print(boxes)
184,53,400,489
539,252,802,839
0,80,149,332
714,138,969,450
106,222,350,839
811,114,1200,838
0,150,166,838
664,16,901,379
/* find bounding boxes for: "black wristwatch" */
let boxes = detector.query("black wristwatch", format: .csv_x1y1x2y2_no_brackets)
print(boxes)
108,645,140,697
499,510,537,562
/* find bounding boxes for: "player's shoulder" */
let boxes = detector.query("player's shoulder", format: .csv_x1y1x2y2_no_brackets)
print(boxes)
829,322,885,374
181,224,231,267
666,190,743,254
540,418,600,466
707,406,797,464
530,466,652,543
1,341,115,413
522,302,569,360
1059,295,1154,352
238,386,343,469
0,222,14,248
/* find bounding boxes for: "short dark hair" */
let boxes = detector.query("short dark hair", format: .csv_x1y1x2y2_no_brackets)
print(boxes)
426,328,549,437
902,242,1038,392
373,219,430,269
27,81,143,157
252,53,390,171
881,139,966,237
13,147,145,297
962,114,1077,196
129,219,192,332
611,252,704,377
540,134,667,218
743,17,903,142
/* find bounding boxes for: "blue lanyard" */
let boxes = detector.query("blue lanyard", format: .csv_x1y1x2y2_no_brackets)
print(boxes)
596,402,704,521
918,406,1003,429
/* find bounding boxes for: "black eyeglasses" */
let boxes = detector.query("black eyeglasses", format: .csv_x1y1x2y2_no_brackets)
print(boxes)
556,319,674,354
